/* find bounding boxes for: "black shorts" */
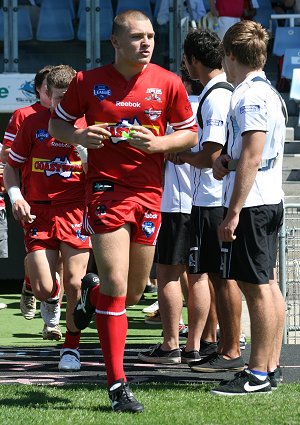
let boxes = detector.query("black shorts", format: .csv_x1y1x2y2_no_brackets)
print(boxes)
220,202,283,284
189,206,224,274
154,212,191,265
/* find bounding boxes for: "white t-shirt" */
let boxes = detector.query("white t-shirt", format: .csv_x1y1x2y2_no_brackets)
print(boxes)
223,71,286,208
161,95,198,213
191,73,232,207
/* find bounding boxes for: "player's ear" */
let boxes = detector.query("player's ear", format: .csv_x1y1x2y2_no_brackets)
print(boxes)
111,34,119,49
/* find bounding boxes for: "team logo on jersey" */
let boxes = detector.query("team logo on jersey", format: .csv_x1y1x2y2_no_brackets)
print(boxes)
106,118,141,144
145,88,162,102
19,79,36,100
30,227,38,237
206,119,223,127
36,129,50,142
93,84,111,101
240,105,260,114
144,108,162,121
33,156,82,178
76,229,87,241
142,221,155,238
95,204,107,216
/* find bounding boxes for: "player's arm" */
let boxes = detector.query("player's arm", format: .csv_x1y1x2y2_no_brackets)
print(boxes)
49,118,111,149
0,145,10,163
3,163,36,223
178,141,222,168
128,127,197,154
218,130,266,242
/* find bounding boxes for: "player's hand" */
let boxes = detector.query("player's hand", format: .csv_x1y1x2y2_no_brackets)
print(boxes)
213,154,231,180
218,212,239,242
75,123,111,149
12,199,36,223
128,126,161,153
164,152,185,165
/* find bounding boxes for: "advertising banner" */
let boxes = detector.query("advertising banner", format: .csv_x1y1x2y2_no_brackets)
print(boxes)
0,73,37,112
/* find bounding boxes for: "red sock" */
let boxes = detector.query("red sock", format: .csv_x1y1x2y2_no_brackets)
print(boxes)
96,293,127,385
24,276,32,292
89,285,100,308
51,279,61,299
63,328,81,349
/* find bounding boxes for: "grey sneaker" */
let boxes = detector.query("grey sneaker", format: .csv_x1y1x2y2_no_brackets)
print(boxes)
190,353,245,373
40,298,60,327
181,346,201,364
20,283,36,320
138,343,181,364
42,324,62,340
58,348,80,371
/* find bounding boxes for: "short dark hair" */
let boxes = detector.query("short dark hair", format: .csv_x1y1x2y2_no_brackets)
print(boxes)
184,29,222,70
46,65,76,94
112,9,151,36
34,65,55,98
180,62,203,95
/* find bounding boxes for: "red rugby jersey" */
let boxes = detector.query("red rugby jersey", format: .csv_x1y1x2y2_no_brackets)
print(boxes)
2,102,46,148
7,109,85,205
53,63,197,210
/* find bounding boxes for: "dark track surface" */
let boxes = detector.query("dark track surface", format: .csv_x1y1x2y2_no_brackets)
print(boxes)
0,344,299,386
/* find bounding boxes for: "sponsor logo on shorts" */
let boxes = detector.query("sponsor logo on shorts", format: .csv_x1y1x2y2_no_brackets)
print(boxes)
144,212,158,219
142,221,155,238
95,204,107,216
76,229,87,241
116,101,141,107
240,105,260,114
30,227,38,237
206,119,223,127
35,129,49,142
93,181,114,193
145,88,162,102
144,108,162,121
93,84,111,101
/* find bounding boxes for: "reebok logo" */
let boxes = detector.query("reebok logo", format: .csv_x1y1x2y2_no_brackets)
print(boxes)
144,212,158,219
116,101,141,107
243,381,270,392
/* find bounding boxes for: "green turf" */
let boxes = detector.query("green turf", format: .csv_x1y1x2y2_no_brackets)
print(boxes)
0,292,172,347
0,383,299,425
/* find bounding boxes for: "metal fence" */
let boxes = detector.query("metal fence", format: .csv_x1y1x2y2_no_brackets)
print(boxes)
279,204,300,343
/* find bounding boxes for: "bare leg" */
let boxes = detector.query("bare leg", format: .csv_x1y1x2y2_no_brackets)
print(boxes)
202,277,218,342
211,273,242,359
239,280,277,372
27,249,59,300
157,264,185,351
185,273,210,352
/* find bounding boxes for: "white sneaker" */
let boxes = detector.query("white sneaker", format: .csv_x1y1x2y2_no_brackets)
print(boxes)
20,282,36,320
142,300,159,315
58,348,81,371
0,303,7,310
40,280,61,328
42,324,62,340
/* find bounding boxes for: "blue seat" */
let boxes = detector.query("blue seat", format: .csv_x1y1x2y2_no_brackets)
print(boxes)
39,0,75,19
282,49,300,80
36,6,74,41
0,6,33,41
273,27,300,57
115,0,153,21
77,0,113,41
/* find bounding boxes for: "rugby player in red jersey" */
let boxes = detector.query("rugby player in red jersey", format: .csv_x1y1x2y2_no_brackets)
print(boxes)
49,10,198,413
4,65,90,371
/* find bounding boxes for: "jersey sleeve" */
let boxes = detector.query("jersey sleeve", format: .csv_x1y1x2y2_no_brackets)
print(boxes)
7,117,33,169
167,77,198,133
235,86,268,135
2,109,25,147
201,88,231,147
52,72,85,123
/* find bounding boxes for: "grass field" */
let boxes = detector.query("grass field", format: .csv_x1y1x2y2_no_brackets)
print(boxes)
0,290,300,424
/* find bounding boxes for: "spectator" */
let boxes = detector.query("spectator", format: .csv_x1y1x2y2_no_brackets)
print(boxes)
211,20,286,395
209,0,244,39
